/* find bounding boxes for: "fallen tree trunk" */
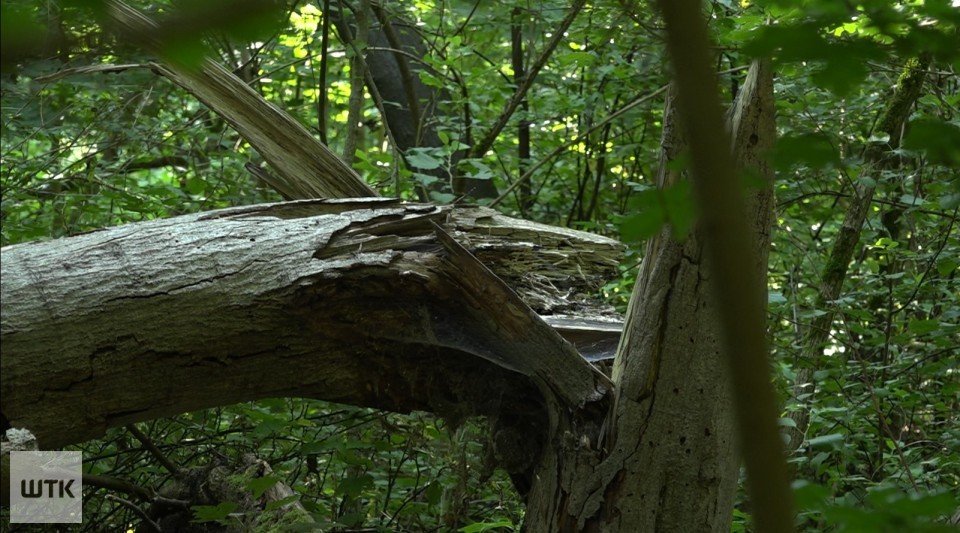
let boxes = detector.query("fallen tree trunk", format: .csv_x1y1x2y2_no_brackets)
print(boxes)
1,199,620,452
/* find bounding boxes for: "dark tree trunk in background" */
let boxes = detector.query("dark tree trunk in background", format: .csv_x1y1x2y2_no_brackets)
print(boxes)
333,2,499,200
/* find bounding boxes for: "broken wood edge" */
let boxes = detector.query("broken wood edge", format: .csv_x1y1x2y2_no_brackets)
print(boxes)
1,200,620,458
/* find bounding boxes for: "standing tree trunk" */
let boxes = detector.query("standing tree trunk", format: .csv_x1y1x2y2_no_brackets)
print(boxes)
521,59,776,531
786,56,930,451
332,2,499,200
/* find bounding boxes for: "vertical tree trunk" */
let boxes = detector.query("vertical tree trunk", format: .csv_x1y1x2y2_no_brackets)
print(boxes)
333,2,500,199
787,56,930,451
522,60,775,532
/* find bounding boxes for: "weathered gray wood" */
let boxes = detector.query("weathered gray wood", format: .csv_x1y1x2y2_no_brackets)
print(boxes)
107,0,377,200
1,199,620,449
523,60,776,531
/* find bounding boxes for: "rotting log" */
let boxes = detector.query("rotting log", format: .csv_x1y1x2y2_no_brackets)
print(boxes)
1,198,621,451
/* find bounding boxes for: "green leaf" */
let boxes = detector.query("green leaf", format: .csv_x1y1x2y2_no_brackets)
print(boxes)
886,490,958,517
459,520,515,532
907,319,939,335
898,193,922,206
807,433,844,448
192,501,238,523
336,474,373,497
811,55,869,97
903,118,960,165
617,203,665,242
822,503,888,530
618,182,695,242
246,476,280,499
936,257,957,277
406,150,443,170
662,180,696,239
768,291,787,304
774,133,839,170
413,172,440,187
777,416,797,428
264,494,300,512
792,480,830,510
744,23,831,62
810,452,829,469
185,177,206,195
461,159,494,180
159,35,209,70
557,51,595,67
429,191,457,203
426,481,443,505
939,193,960,210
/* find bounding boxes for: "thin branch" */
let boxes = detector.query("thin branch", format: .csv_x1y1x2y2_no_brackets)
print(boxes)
34,63,148,83
335,0,406,191
126,424,184,478
104,494,162,532
893,206,958,315
491,84,668,208
469,0,588,159
778,190,956,219
85,473,156,502
343,0,370,166
318,0,332,144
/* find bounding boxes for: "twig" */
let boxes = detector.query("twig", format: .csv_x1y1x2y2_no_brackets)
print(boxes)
491,84,668,207
470,0,588,159
126,424,183,478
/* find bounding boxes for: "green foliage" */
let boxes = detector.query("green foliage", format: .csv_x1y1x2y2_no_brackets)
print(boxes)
460,519,518,532
903,118,960,167
794,481,959,532
616,179,695,242
759,0,960,523
192,501,238,524
77,405,521,530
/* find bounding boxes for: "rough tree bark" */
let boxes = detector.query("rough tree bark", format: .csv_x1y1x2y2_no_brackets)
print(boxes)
520,59,776,532
0,55,778,533
656,2,793,529
1,199,621,451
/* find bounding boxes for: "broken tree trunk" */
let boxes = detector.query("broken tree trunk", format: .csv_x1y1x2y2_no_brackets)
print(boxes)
1,199,620,454
520,59,777,532
332,3,500,199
